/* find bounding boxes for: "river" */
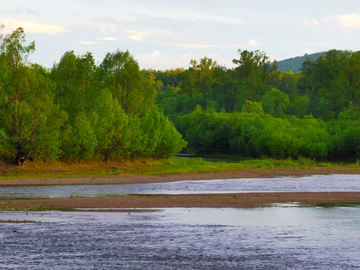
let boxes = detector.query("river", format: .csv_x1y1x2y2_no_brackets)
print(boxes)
0,174,359,199
1,174,360,269
1,207,360,269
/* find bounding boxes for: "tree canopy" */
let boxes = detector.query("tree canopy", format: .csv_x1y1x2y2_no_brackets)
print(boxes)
0,27,186,165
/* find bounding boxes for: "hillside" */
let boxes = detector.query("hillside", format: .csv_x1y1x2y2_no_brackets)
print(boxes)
276,51,327,73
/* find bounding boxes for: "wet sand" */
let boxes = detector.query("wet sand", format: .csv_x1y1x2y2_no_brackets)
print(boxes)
1,166,360,186
2,192,360,210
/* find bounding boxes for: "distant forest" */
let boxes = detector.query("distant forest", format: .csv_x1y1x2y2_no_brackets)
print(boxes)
1,27,360,164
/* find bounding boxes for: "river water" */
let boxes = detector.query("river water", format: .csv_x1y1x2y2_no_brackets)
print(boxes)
1,207,360,269
0,174,360,199
1,174,360,269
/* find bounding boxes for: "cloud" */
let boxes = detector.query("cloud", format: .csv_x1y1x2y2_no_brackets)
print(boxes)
1,19,69,35
140,50,162,59
101,37,117,41
335,13,360,28
161,44,215,49
248,39,260,47
0,7,42,16
81,41,100,44
303,18,319,28
129,34,143,41
124,28,173,40
93,14,138,24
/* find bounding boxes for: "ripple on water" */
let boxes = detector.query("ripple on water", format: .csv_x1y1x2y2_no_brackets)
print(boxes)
0,207,360,269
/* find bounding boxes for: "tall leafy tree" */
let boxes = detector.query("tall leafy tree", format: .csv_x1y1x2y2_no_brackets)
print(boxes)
182,57,217,110
233,49,279,101
0,28,66,164
100,50,156,115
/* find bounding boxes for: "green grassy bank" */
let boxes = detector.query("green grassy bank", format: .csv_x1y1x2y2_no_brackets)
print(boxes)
0,156,359,181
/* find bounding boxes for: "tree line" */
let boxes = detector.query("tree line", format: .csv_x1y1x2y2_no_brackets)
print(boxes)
176,108,360,160
152,49,360,121
1,26,359,164
0,27,186,165
147,49,360,160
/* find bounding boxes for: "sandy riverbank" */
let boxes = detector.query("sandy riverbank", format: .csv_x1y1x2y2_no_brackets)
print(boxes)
1,166,360,186
2,192,360,210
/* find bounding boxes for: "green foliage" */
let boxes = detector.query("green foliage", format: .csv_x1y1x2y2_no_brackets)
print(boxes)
261,89,291,117
0,27,185,164
241,100,264,114
327,120,360,160
2,26,360,164
301,50,360,119
177,110,340,160
338,102,360,120
100,50,156,115
291,95,310,118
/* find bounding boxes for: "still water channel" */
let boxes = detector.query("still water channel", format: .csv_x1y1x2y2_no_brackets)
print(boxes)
1,207,360,269
0,174,360,199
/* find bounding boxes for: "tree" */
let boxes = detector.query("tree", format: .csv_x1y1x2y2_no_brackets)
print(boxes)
51,51,77,112
100,50,156,115
0,27,66,165
0,64,67,165
1,27,35,67
241,100,264,114
182,57,217,110
233,49,261,100
233,49,279,100
301,50,359,119
261,88,291,117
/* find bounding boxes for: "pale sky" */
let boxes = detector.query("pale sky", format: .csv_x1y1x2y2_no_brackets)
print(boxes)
1,0,360,70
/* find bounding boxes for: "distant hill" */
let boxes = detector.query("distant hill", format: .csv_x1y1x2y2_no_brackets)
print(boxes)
276,52,327,73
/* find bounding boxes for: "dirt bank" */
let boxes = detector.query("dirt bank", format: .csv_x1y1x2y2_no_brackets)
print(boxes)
2,192,360,210
1,166,360,186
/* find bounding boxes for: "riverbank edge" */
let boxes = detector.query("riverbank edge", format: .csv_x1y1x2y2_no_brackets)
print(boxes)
1,166,360,186
2,192,360,211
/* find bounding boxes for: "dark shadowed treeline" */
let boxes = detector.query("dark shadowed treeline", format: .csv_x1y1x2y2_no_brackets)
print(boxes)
0,27,186,165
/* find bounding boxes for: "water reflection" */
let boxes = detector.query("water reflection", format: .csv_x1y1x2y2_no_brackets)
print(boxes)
0,174,359,199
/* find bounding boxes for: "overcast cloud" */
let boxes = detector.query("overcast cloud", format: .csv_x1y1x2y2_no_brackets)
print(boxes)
1,0,360,69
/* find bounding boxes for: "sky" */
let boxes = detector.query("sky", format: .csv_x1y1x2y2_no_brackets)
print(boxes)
1,0,360,70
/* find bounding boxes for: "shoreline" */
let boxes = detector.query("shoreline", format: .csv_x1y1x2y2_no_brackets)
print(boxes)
2,192,360,210
1,166,360,186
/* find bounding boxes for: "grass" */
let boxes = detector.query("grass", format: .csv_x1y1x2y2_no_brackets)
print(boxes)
313,202,360,208
1,201,47,212
0,156,359,181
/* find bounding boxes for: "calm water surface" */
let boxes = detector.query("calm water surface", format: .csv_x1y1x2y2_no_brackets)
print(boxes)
1,207,360,269
0,174,360,199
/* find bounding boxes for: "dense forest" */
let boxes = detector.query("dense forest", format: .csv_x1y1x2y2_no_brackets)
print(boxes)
150,49,360,160
0,27,186,165
1,27,360,164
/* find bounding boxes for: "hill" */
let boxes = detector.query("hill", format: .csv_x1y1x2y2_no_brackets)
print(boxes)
276,51,327,73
